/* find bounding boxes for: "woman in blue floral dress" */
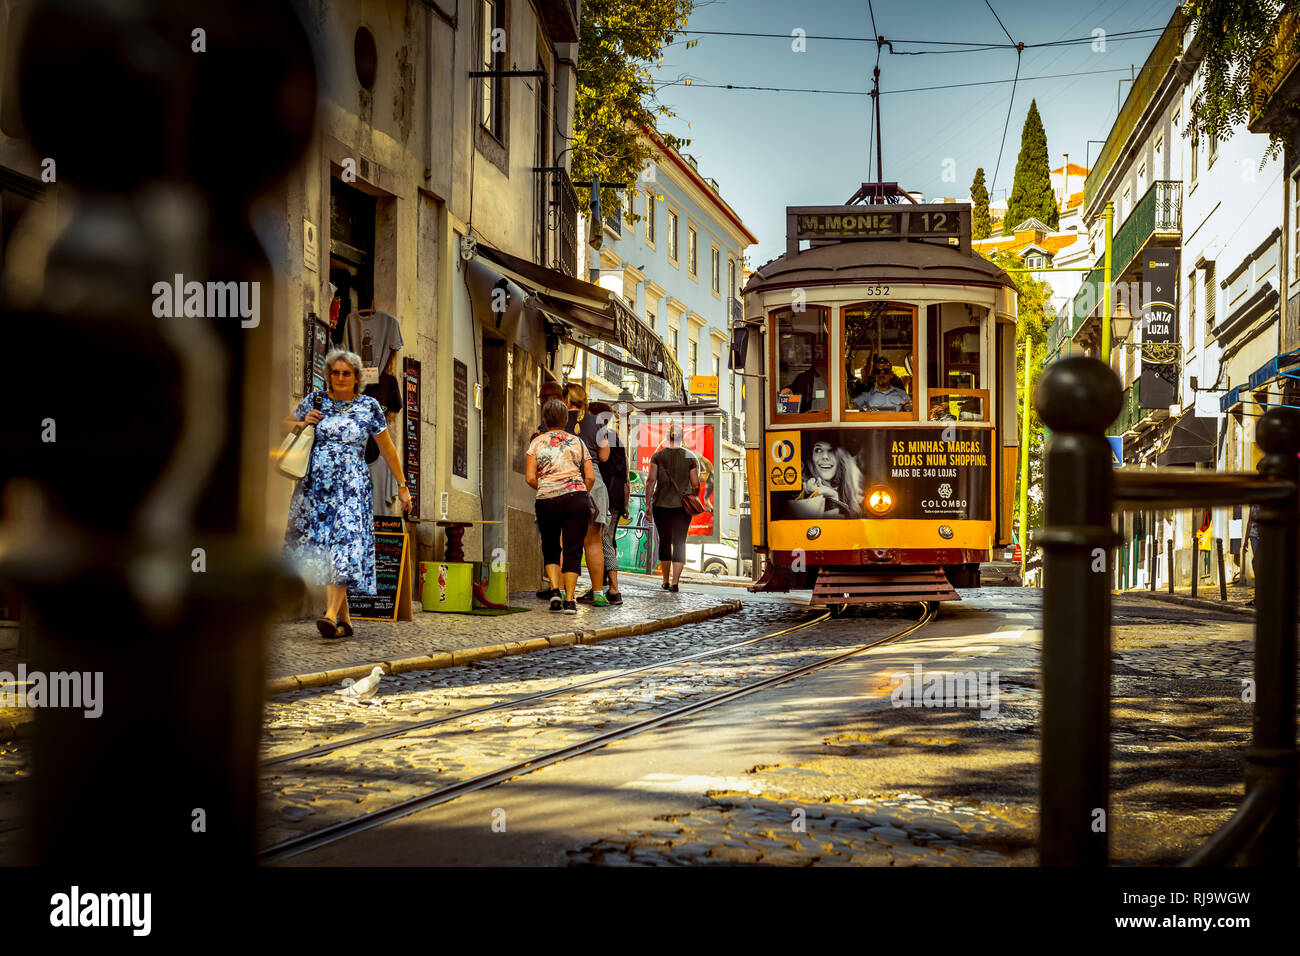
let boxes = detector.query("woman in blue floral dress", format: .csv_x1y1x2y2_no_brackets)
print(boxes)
282,349,412,638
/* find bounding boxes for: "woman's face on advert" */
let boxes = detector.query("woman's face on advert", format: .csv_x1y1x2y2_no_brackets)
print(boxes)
812,442,837,480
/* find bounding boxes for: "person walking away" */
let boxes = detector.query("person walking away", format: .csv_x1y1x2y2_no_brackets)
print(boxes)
645,423,699,592
564,383,611,606
590,402,630,605
532,379,565,598
283,350,413,639
525,399,595,613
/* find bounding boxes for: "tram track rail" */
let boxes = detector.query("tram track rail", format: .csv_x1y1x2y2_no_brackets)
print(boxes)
257,601,938,865
262,607,834,768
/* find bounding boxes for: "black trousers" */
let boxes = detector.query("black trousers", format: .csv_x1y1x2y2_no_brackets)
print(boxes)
653,506,691,563
535,491,590,574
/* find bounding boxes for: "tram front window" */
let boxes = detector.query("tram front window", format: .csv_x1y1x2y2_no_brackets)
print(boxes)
844,303,916,415
774,306,830,416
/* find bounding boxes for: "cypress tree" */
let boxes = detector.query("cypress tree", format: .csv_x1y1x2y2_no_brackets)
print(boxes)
970,167,991,240
1003,99,1058,234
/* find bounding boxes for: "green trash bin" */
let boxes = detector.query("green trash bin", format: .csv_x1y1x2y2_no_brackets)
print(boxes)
470,560,509,608
421,561,472,613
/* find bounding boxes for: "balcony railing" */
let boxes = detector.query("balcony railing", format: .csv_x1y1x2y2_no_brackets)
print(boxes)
1112,181,1181,279
539,167,578,278
1109,380,1142,438
727,296,742,324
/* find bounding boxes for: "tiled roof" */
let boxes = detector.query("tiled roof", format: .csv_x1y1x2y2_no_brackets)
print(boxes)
1051,163,1091,177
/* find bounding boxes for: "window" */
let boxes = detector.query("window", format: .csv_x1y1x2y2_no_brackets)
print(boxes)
1188,269,1197,334
711,246,720,294
729,373,737,418
1205,261,1216,332
1209,131,1218,165
844,303,916,416
624,192,635,228
728,259,737,299
1292,171,1300,283
604,201,621,237
667,209,679,262
670,325,679,359
1137,162,1147,196
1191,131,1199,183
1154,137,1164,179
688,339,698,377
1122,184,1131,222
647,308,656,329
923,308,986,421
646,191,656,245
1026,254,1045,270
688,226,698,277
532,55,551,266
712,353,721,379
773,306,830,417
729,474,736,509
479,0,504,140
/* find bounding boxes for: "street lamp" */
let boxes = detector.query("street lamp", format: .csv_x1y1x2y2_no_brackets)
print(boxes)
1112,300,1181,364
1111,300,1134,343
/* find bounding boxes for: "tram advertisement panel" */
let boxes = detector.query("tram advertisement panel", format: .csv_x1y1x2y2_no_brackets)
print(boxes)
634,416,721,543
767,428,991,521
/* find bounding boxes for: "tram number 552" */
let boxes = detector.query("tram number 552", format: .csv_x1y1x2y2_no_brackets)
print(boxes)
863,284,890,297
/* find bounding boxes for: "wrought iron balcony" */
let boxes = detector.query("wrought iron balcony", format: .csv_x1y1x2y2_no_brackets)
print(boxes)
1112,180,1181,280
536,0,580,43
535,166,579,278
727,296,742,324
1108,380,1142,438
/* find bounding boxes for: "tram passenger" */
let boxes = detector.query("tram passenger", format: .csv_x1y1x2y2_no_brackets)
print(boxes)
790,365,829,411
928,397,956,421
799,440,864,518
852,357,913,412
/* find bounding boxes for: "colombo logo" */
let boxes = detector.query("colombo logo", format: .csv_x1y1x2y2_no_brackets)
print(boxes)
771,439,794,462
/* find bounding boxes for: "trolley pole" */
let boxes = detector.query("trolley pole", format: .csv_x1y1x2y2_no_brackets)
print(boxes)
1019,338,1032,581
1101,200,1114,364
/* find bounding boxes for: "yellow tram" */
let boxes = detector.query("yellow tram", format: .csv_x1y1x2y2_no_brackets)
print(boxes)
735,194,1019,605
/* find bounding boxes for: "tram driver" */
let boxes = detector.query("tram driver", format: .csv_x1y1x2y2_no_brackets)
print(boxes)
852,357,913,412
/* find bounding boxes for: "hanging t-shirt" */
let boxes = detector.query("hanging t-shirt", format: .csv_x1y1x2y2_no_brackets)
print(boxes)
344,310,404,383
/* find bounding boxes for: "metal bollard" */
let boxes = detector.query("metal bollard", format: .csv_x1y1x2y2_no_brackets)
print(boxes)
1167,539,1174,594
1149,527,1156,591
1242,409,1300,865
1035,357,1122,866
1216,537,1227,602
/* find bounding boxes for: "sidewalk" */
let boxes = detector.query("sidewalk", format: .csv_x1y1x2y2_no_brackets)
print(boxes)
1120,581,1255,617
264,579,740,693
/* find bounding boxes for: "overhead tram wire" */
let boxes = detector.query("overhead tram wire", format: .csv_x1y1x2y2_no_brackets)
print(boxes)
990,45,1023,201
654,27,1163,51
652,65,1151,98
983,0,1017,45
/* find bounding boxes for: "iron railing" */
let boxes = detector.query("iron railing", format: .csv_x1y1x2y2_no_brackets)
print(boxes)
728,296,743,324
551,168,578,277
1108,380,1141,437
1111,181,1181,280
1036,356,1298,866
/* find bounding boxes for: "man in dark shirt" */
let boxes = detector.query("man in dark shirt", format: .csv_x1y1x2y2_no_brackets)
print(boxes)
589,402,630,604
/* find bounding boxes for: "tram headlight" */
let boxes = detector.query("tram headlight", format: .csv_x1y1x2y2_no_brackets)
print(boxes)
866,486,894,516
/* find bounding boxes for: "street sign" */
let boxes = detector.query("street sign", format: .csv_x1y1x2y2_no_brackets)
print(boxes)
689,374,718,402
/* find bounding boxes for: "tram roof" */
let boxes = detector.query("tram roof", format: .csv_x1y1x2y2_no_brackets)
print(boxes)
743,239,1016,297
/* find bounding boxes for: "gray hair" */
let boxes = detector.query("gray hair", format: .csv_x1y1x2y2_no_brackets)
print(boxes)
325,348,364,395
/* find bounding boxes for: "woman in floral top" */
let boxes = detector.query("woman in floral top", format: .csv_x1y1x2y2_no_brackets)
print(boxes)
525,399,595,613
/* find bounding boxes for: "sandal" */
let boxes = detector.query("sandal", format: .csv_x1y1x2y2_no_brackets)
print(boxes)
337,619,354,638
316,616,340,639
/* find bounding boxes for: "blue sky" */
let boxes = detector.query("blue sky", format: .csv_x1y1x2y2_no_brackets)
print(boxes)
649,0,1179,267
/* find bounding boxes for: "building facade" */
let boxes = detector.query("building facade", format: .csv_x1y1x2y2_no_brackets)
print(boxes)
1045,5,1286,590
577,129,758,552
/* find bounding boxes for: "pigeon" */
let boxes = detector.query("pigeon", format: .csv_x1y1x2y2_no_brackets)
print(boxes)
336,666,384,702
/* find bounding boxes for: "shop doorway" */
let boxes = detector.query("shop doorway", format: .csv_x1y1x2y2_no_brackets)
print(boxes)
482,338,509,564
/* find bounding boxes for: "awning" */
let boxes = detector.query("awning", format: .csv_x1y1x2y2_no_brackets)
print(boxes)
1247,346,1300,390
1156,414,1218,466
463,258,551,367
471,243,686,402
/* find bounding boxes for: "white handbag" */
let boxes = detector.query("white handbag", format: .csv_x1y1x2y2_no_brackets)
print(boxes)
278,392,323,479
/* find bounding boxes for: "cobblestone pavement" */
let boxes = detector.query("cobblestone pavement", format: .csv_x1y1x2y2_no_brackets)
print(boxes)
255,599,914,851
565,592,1274,866
264,579,739,681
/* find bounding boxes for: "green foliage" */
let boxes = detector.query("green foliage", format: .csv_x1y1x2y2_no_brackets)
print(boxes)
1186,0,1300,157
970,167,991,240
1002,100,1058,235
988,250,1056,540
572,0,695,221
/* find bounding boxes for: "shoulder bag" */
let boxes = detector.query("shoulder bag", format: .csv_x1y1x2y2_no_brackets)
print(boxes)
663,451,708,517
277,391,323,480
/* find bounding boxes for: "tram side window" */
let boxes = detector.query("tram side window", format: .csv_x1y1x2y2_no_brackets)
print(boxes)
774,307,830,415
925,308,986,421
844,304,915,413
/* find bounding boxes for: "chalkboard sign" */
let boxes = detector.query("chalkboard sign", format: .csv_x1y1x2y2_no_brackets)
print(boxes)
404,357,421,516
453,359,468,478
348,515,409,621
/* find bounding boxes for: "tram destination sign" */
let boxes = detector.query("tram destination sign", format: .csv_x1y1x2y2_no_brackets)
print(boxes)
787,204,970,254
